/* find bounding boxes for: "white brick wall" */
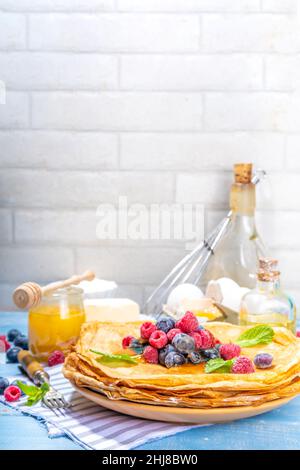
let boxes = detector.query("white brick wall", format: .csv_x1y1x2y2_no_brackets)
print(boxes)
0,1,299,312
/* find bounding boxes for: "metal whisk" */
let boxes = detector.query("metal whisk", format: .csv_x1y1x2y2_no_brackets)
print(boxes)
143,169,266,318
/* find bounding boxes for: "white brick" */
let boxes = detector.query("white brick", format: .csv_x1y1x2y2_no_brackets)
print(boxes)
203,14,298,53
0,283,19,310
176,173,232,208
75,246,184,284
29,14,200,52
117,0,260,12
0,170,174,207
283,94,300,132
120,133,285,170
0,209,13,243
256,211,300,249
287,136,300,169
121,55,263,91
14,210,186,247
0,13,26,50
256,173,300,211
0,0,115,11
261,0,297,13
32,92,203,131
0,92,29,129
0,246,74,282
15,210,97,243
0,53,118,90
265,56,298,91
0,131,118,170
273,249,300,288
204,92,289,131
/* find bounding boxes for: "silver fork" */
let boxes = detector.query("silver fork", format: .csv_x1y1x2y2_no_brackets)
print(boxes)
35,370,70,410
18,350,70,410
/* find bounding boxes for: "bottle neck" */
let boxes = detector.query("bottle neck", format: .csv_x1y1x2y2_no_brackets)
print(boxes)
257,278,281,293
230,182,256,216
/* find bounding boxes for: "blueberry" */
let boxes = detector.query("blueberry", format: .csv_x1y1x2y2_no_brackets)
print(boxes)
254,353,273,369
156,315,175,334
0,377,9,395
13,336,28,350
6,346,21,363
165,351,186,368
188,351,206,364
196,325,204,331
11,380,26,396
172,333,195,354
159,344,175,365
215,343,221,351
202,348,220,360
7,329,21,342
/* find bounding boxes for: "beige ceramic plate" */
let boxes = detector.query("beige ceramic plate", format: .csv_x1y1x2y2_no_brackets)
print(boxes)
72,385,295,424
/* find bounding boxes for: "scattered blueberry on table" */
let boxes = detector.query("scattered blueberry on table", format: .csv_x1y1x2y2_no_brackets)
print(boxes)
6,347,22,364
0,377,9,395
7,329,22,342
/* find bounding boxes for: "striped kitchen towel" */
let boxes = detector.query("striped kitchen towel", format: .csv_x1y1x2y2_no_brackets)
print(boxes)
1,365,205,450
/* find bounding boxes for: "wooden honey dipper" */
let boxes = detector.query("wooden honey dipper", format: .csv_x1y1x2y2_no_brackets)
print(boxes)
13,270,95,310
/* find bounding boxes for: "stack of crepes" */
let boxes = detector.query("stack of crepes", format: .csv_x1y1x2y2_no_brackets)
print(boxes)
63,321,300,409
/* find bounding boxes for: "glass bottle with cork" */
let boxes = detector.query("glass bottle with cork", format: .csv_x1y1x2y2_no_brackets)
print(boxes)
240,258,296,333
204,163,267,289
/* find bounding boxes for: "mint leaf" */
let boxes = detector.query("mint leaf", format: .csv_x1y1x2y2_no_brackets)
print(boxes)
90,349,139,367
16,381,38,397
40,383,50,393
236,325,274,348
205,358,234,374
17,380,50,407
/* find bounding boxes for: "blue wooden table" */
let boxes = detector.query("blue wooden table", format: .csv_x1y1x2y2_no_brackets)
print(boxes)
1,312,300,450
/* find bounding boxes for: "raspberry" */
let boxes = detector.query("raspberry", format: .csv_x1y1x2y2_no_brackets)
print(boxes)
214,338,221,345
297,331,300,338
232,356,255,374
48,350,65,367
140,322,157,339
0,335,10,352
198,329,214,349
189,332,203,349
143,345,159,364
219,343,241,360
122,335,135,349
149,330,168,349
4,385,21,402
167,328,182,342
175,311,199,333
206,329,217,346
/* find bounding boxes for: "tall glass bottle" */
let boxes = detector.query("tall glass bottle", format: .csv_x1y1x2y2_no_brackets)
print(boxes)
240,258,296,333
203,163,266,289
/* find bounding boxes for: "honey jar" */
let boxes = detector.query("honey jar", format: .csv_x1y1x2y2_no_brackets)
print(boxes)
28,287,85,361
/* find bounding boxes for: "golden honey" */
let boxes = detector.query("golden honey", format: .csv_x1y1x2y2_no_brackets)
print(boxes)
29,287,85,361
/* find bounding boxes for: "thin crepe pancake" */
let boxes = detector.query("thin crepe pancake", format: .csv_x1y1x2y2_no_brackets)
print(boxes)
64,321,300,395
64,352,300,408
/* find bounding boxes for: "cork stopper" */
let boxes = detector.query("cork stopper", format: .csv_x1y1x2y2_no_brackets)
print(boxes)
258,257,280,282
234,163,253,184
